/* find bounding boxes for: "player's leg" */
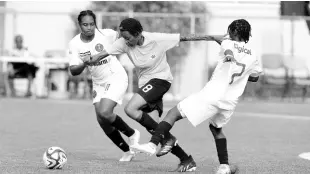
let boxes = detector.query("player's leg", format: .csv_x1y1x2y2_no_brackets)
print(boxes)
124,79,170,135
132,105,197,172
209,110,237,174
95,113,134,162
132,106,183,154
143,102,193,164
125,79,193,164
92,76,140,146
94,98,136,138
210,124,233,174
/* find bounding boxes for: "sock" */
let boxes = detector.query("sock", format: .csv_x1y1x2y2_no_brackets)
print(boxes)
138,112,158,134
171,145,190,162
111,115,135,137
150,121,189,161
215,138,229,165
150,121,172,145
106,129,130,152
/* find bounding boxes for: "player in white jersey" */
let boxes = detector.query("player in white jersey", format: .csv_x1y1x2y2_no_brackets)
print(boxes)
133,19,262,174
82,18,222,172
68,10,140,162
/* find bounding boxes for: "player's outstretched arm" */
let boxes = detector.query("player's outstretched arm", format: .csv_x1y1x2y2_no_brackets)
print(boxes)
180,34,227,43
85,49,110,65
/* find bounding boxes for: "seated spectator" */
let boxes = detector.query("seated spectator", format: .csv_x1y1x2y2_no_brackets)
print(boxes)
7,35,38,97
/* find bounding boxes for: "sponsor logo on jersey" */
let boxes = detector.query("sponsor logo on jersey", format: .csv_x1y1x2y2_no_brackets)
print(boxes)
79,51,91,61
95,43,104,52
79,51,91,58
234,43,251,55
91,59,109,66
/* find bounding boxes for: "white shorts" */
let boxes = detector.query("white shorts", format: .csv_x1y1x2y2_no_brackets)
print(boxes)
177,92,234,128
92,72,128,105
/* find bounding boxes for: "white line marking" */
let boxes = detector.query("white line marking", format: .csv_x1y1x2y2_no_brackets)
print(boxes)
163,107,310,121
299,152,310,160
235,112,310,121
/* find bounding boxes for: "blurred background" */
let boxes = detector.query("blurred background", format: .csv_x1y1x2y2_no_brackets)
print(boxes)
0,1,310,102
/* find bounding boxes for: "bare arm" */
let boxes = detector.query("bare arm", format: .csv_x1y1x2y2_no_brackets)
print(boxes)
180,34,228,44
69,63,87,76
84,49,110,65
90,49,110,62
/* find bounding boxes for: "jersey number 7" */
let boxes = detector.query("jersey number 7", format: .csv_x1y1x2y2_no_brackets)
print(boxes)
229,62,246,84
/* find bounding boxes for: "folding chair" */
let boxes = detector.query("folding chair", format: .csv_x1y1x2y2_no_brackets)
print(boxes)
259,54,289,99
284,56,310,101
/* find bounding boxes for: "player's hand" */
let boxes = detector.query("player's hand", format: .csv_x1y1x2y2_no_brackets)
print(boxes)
223,56,236,63
83,55,101,66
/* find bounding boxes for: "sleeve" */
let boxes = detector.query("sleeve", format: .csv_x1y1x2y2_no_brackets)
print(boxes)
68,41,83,66
220,40,234,53
250,58,263,75
153,33,180,51
105,38,127,56
218,40,234,61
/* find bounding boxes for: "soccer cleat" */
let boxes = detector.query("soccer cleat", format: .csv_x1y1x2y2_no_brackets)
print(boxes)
128,129,140,146
119,150,135,162
172,155,197,172
216,164,237,174
130,142,157,156
156,134,178,157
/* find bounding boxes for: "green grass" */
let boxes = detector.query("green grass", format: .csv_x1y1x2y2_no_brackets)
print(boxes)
0,98,309,174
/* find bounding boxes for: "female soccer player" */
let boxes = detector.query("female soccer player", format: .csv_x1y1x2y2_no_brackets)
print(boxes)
134,19,262,174
84,18,224,172
68,10,140,162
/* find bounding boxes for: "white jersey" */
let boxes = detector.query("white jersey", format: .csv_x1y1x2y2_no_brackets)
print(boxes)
205,39,263,110
68,29,126,85
106,31,180,87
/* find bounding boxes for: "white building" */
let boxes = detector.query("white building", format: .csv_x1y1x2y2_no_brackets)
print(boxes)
1,1,90,56
1,1,309,98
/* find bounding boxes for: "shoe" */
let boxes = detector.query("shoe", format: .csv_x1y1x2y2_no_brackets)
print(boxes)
128,129,140,146
216,164,236,174
119,150,135,162
172,155,197,172
156,134,178,157
130,142,157,156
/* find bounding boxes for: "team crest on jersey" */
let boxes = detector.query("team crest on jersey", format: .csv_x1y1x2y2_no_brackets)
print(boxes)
95,43,104,52
92,90,97,98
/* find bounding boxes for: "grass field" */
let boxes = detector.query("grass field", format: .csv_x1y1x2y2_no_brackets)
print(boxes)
0,98,310,174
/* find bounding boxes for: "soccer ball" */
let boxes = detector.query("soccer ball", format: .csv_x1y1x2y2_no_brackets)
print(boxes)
43,146,67,169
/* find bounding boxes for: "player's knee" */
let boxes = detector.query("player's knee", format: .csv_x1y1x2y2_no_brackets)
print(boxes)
124,103,138,119
97,107,114,123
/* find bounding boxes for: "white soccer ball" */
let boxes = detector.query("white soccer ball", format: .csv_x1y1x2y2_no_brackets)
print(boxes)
43,146,67,169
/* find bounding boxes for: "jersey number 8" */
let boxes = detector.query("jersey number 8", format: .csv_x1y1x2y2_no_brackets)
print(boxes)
142,84,153,93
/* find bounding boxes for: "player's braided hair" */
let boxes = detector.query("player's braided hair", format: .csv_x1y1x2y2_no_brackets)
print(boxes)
119,18,143,37
228,19,251,43
77,10,101,32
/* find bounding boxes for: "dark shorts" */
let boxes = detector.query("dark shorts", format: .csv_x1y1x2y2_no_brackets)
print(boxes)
137,78,171,117
10,63,38,78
